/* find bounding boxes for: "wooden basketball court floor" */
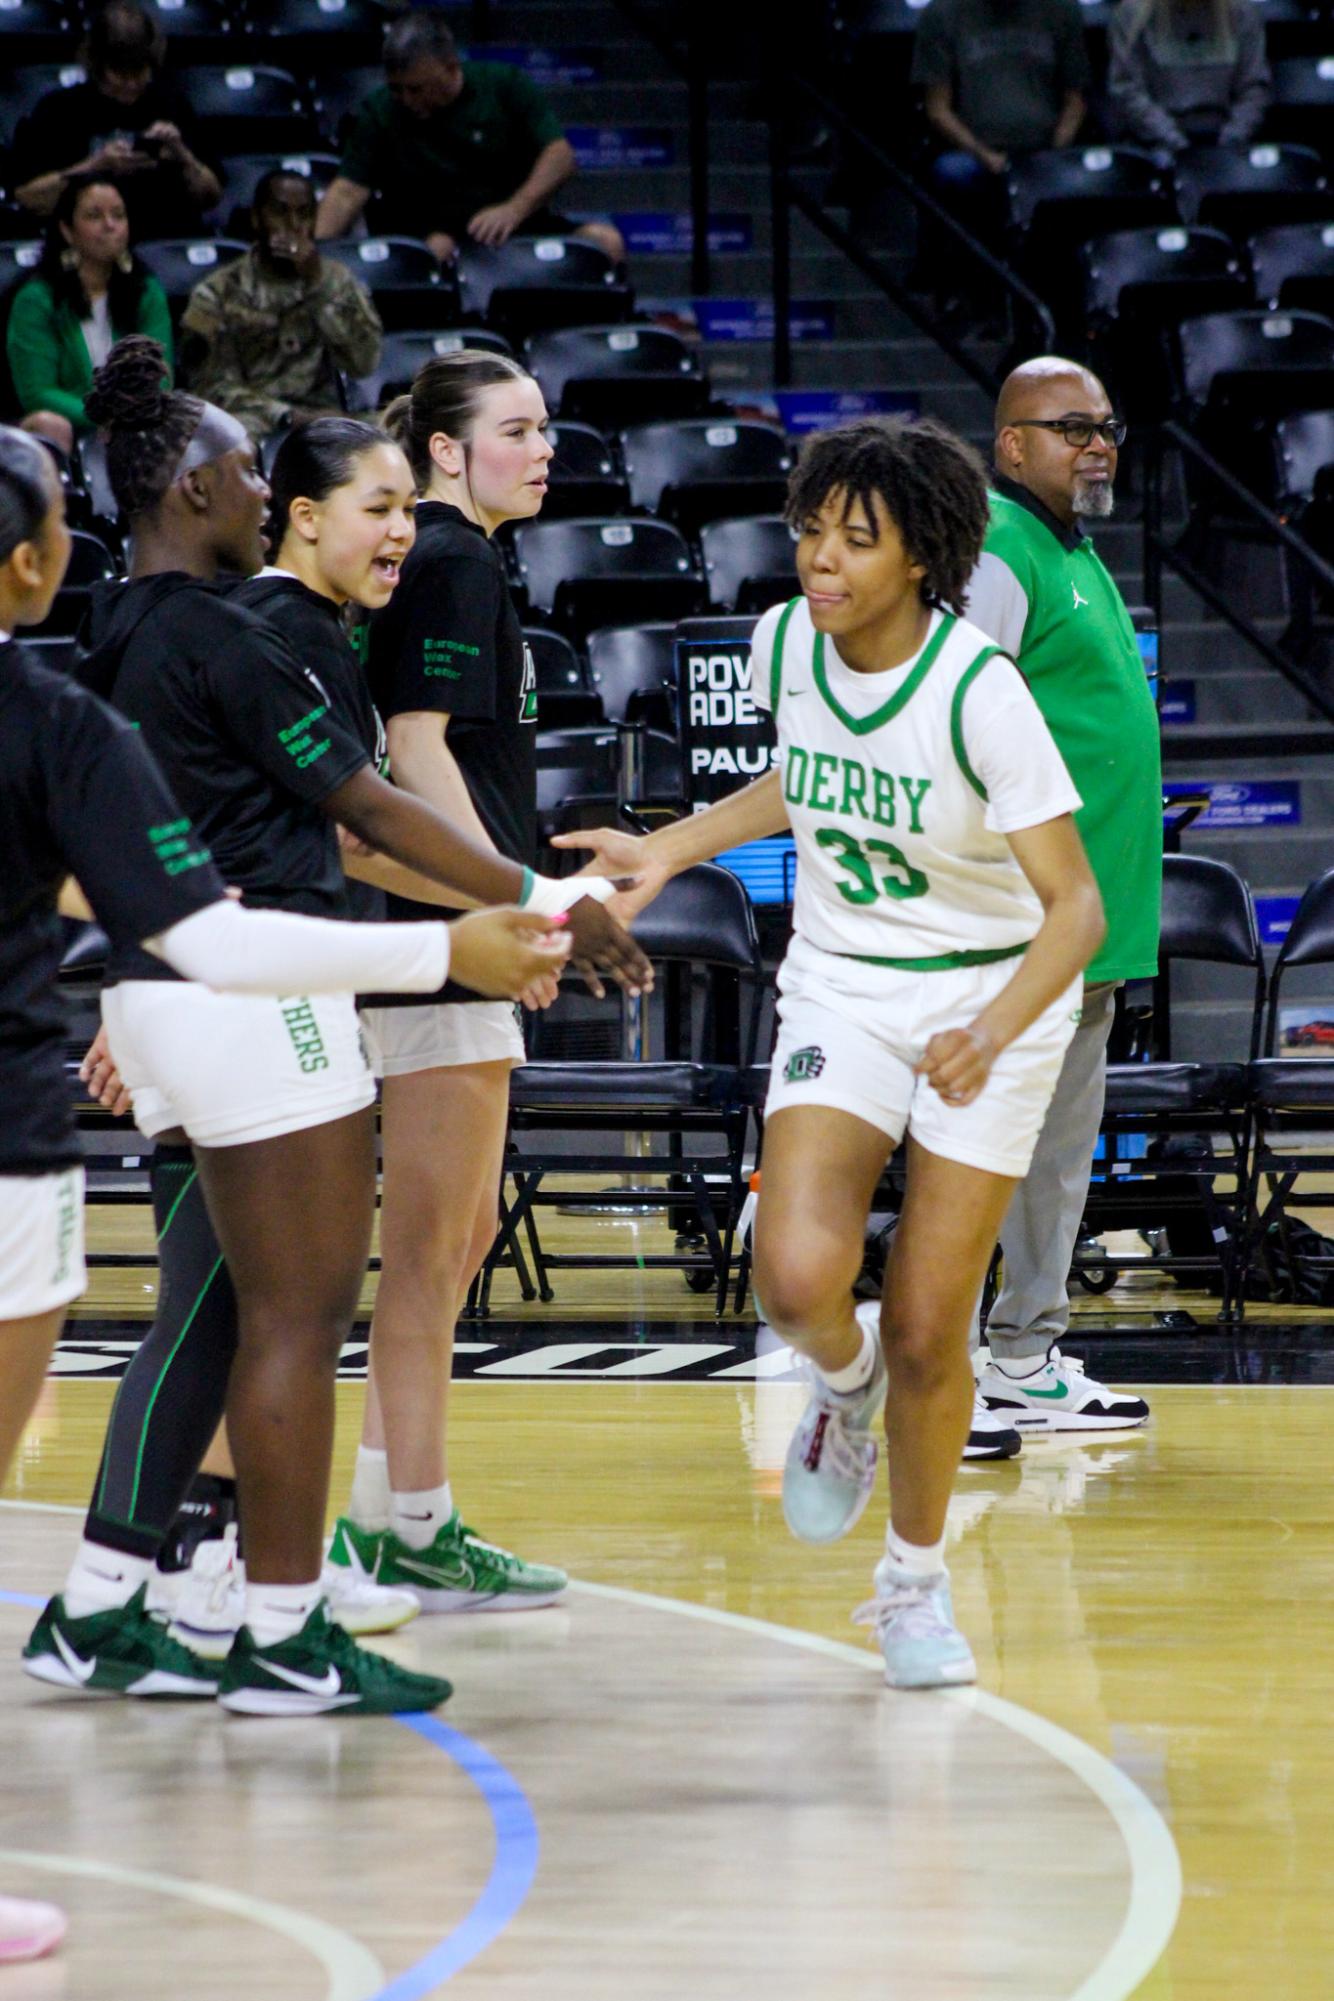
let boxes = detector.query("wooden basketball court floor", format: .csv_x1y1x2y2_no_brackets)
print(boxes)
3,1195,1333,1999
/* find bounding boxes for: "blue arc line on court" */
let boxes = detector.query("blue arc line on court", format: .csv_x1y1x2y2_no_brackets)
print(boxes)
0,1589,539,1994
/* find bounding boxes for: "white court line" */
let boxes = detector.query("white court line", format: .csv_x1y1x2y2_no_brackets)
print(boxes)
0,1850,384,2001
571,1579,1182,2001
0,1498,82,1515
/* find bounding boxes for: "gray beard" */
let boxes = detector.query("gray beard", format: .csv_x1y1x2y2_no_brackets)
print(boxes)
1072,480,1115,520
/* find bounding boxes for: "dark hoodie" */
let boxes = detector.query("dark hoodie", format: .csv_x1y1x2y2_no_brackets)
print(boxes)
82,573,371,982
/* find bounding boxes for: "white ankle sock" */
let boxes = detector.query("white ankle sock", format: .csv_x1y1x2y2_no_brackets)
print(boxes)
63,1541,155,1619
348,1445,391,1533
884,1527,946,1578
820,1316,878,1395
991,1354,1048,1380
390,1483,454,1551
244,1580,322,1648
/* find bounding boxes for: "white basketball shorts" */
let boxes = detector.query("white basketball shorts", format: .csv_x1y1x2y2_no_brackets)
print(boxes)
101,984,375,1148
359,1001,525,1078
0,1166,86,1318
765,935,1081,1179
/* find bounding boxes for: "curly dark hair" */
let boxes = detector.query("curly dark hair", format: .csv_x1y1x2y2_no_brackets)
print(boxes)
84,334,204,519
783,415,990,616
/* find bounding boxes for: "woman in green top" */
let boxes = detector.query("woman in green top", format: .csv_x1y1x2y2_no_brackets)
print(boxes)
6,174,173,456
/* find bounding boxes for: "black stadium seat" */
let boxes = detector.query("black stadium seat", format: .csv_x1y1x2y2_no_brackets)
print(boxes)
1272,408,1334,512
0,239,44,288
32,530,119,639
542,420,629,518
524,627,604,726
178,65,318,156
151,0,235,62
136,238,247,322
511,516,706,641
1249,223,1334,315
1267,55,1334,162
0,62,84,152
699,515,798,612
618,418,793,533
310,65,383,151
318,237,459,331
1174,144,1331,239
1177,308,1334,422
259,0,389,68
348,327,513,411
587,621,677,729
1082,225,1249,416
525,325,708,427
211,151,339,233
457,237,631,345
0,0,70,65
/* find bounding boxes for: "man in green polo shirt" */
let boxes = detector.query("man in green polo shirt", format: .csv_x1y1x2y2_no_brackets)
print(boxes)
315,10,625,266
964,356,1158,1439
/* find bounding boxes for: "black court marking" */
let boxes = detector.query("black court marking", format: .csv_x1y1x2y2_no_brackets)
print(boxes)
51,1318,1334,1383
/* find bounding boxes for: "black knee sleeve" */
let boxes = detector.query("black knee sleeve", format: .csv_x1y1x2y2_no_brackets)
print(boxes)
85,1144,239,1558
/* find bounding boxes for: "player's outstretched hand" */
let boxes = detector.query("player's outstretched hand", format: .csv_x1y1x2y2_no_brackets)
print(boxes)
448,908,572,1001
565,895,654,999
918,1024,999,1108
79,1025,133,1117
552,827,671,925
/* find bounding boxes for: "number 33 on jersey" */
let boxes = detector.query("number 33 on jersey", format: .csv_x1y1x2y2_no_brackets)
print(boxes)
751,597,1084,969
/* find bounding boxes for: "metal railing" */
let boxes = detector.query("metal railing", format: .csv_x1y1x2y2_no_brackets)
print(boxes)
1144,421,1334,724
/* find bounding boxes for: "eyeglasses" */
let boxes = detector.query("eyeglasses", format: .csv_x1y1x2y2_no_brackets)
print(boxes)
1011,418,1128,449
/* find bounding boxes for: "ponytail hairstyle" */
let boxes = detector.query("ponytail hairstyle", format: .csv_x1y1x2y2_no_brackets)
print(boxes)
0,426,54,564
381,349,532,489
84,335,247,521
268,415,403,542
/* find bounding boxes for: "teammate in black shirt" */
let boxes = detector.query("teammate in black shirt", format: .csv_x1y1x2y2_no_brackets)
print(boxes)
327,351,576,1609
22,341,615,1718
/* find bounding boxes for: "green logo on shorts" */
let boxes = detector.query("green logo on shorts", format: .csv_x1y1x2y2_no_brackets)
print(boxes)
784,1045,826,1084
281,998,329,1075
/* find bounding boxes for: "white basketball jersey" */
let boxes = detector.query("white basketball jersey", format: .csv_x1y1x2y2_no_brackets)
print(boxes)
751,598,1082,965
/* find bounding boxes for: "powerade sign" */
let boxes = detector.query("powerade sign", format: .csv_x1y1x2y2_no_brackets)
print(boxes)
567,127,674,168
1162,781,1301,828
693,299,837,342
774,390,917,434
614,213,754,255
674,614,778,806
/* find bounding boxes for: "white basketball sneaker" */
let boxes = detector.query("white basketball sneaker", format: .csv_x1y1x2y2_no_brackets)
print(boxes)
853,1555,977,1690
977,1347,1150,1432
162,1525,244,1661
781,1301,887,1544
964,1388,1022,1460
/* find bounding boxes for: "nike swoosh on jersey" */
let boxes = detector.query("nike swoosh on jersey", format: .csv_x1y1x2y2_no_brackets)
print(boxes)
54,1626,96,1684
260,1661,343,1697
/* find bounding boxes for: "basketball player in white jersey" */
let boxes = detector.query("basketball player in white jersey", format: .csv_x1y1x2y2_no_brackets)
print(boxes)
557,416,1105,1687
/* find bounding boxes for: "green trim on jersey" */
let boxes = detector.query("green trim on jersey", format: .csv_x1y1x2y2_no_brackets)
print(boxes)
812,615,954,736
769,597,801,717
836,942,1027,971
949,645,1005,801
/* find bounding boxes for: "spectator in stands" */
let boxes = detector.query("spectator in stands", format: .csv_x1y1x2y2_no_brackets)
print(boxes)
913,0,1090,191
180,170,382,445
12,2,220,235
6,174,173,457
1107,0,1269,154
316,10,626,267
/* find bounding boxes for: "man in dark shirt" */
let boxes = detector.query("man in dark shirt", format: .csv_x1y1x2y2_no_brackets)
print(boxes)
316,9,625,267
913,0,1089,195
12,0,220,235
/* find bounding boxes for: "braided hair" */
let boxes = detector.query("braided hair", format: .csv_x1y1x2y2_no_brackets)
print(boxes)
784,415,990,617
84,335,204,520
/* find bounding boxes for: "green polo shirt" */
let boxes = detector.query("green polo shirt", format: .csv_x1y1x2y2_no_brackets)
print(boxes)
974,483,1162,982
340,64,565,239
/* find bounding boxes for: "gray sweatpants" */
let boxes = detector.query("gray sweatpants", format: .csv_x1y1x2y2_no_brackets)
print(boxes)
984,980,1120,1361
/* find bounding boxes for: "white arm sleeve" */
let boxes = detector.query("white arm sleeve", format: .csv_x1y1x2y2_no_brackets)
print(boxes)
963,552,1030,657
144,899,451,995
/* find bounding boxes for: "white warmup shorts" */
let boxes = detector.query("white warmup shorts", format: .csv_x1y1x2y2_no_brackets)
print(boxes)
765,935,1082,1179
0,1165,86,1317
359,1001,525,1078
101,983,375,1148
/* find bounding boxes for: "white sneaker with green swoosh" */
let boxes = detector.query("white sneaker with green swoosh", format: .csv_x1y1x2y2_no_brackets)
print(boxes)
977,1349,1149,1431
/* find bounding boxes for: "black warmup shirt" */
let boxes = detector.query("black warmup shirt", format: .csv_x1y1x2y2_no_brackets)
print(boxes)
366,500,537,1004
0,640,225,1174
81,572,372,983
11,80,218,239
231,569,386,921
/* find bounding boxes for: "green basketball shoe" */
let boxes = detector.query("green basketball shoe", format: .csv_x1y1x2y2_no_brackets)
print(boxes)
217,1599,452,1716
23,1584,222,1697
325,1515,385,1579
377,1511,568,1612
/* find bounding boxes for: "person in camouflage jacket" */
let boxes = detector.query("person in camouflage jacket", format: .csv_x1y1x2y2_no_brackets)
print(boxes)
181,169,382,442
